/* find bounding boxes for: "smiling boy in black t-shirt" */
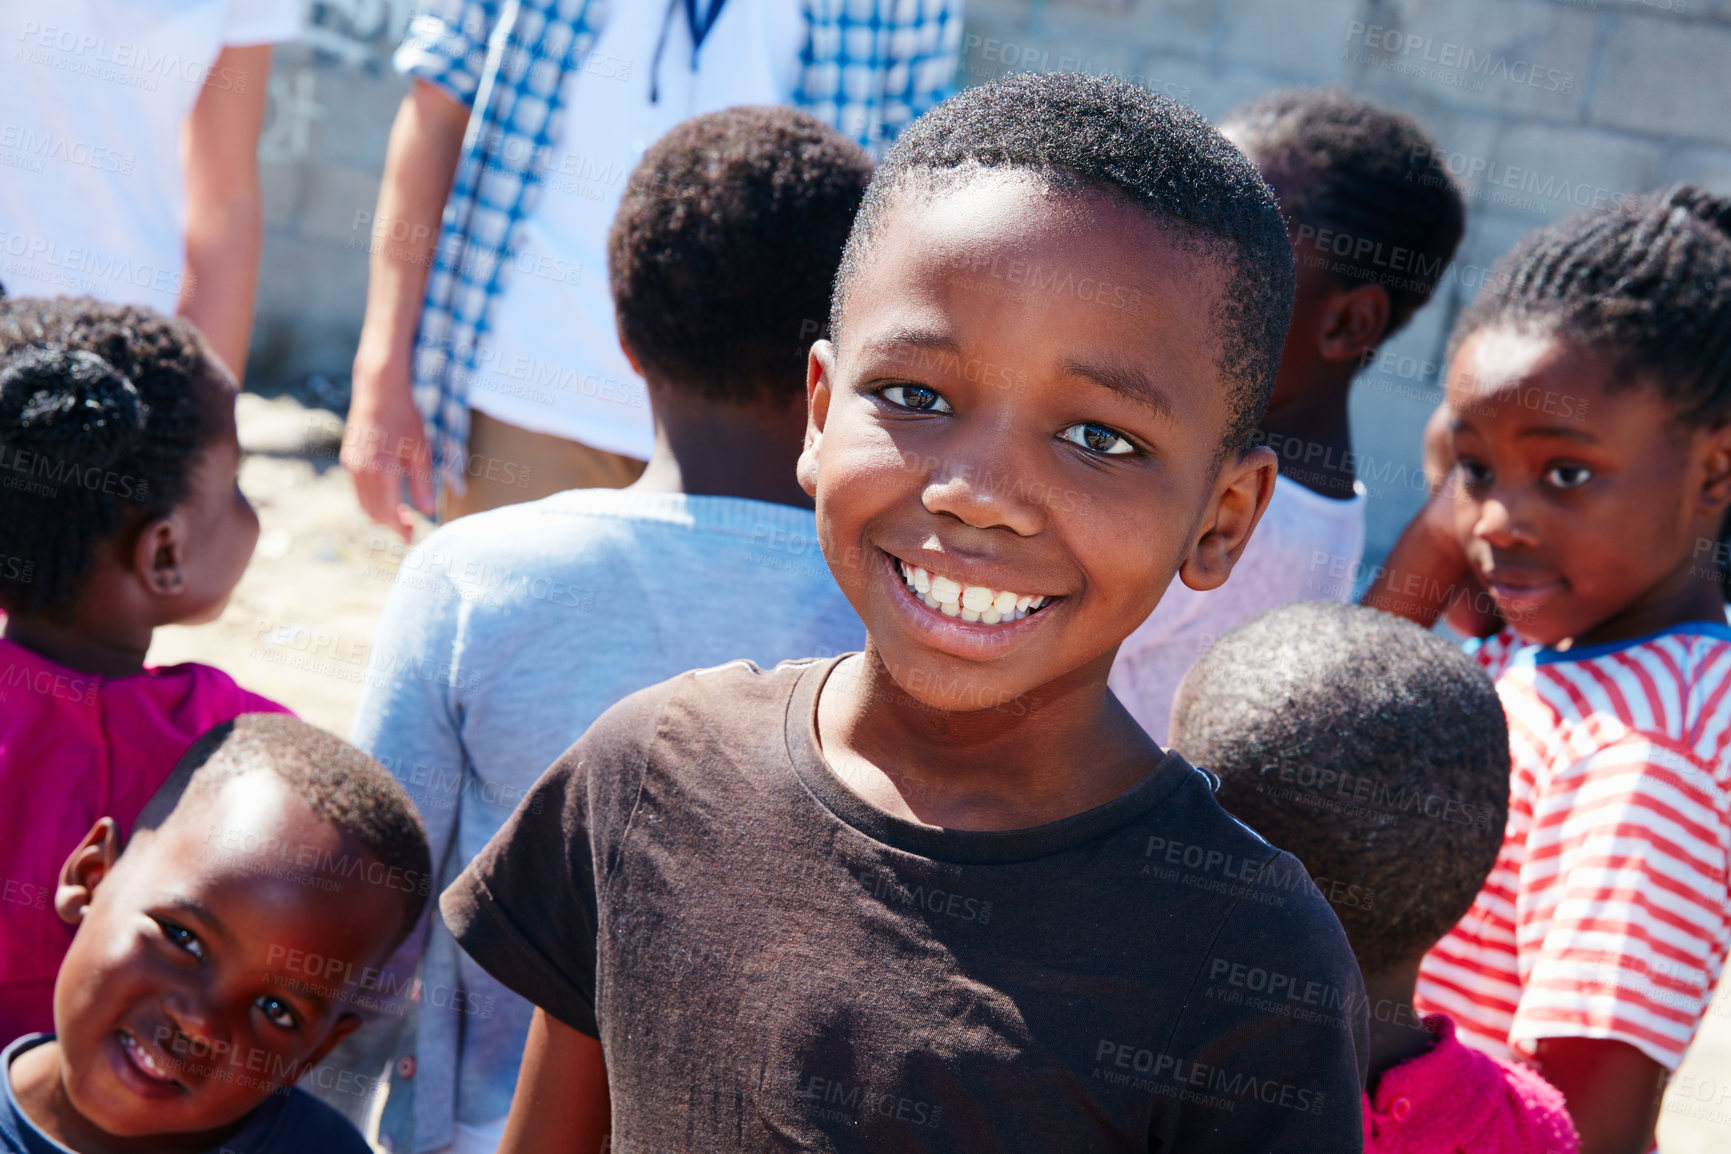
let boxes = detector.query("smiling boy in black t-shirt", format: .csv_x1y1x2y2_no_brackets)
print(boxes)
444,74,1369,1152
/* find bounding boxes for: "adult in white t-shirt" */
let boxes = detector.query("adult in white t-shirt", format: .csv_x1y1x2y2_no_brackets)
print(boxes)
0,0,301,379
344,0,961,540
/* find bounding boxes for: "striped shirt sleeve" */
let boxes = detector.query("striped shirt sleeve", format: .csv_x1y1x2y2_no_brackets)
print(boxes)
1511,731,1731,1070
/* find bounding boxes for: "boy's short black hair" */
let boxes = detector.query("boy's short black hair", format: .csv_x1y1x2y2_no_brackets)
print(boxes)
1220,88,1466,337
0,297,223,615
834,72,1296,456
1170,602,1509,977
140,714,433,944
607,106,874,405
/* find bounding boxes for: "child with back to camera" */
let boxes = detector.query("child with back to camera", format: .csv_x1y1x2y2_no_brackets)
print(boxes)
2,712,432,1153
351,106,872,1154
1109,88,1465,745
1368,187,1731,1154
0,297,286,1043
1170,601,1581,1153
442,73,1368,1153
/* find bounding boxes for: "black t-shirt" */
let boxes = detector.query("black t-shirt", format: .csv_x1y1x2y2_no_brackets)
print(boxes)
445,657,1368,1152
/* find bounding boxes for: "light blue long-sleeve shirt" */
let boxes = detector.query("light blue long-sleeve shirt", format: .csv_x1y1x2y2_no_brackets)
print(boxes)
351,489,864,1152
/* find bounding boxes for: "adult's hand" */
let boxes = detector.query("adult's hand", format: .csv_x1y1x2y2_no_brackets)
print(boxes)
343,79,468,540
343,352,434,543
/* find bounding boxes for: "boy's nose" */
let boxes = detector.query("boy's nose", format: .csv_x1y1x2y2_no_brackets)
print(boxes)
921,456,1048,537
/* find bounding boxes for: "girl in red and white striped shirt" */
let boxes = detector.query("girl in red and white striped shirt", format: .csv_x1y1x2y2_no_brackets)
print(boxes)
1371,185,1731,1154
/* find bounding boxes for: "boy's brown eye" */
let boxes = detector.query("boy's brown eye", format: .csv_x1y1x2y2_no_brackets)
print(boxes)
880,384,951,413
1061,422,1134,456
154,918,205,961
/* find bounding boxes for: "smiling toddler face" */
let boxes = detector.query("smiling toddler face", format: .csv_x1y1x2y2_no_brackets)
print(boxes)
47,772,408,1139
802,173,1242,711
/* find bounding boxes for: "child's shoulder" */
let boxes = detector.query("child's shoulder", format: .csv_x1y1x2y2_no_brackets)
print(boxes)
1495,623,1731,770
1367,1014,1579,1153
574,656,829,765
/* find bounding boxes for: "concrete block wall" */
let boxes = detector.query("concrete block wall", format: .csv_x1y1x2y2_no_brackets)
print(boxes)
254,0,1731,561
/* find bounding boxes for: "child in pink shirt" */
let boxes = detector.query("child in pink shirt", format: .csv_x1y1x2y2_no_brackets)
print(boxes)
1171,602,1579,1152
0,297,287,1041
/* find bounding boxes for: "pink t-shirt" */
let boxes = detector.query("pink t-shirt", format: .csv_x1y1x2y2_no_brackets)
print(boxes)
0,636,288,1042
1364,1014,1578,1153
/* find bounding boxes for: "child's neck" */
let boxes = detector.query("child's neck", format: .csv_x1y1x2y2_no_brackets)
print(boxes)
1260,375,1356,500
629,388,812,509
1564,552,1728,650
1363,958,1436,1092
815,647,1161,831
3,606,151,678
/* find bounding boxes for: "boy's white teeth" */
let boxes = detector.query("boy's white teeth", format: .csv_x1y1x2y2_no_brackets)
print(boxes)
123,1033,173,1081
896,561,1049,624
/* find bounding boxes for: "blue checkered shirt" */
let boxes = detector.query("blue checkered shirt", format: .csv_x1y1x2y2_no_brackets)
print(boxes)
394,0,961,491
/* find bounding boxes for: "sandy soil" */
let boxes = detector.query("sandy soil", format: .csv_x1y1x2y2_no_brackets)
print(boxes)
144,394,1731,1150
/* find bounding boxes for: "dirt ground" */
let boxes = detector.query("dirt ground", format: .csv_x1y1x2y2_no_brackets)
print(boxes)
144,394,1731,1150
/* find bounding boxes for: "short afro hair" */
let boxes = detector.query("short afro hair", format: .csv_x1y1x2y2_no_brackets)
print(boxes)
1169,602,1509,977
1221,88,1465,337
834,72,1296,456
0,297,224,615
607,106,873,405
139,714,434,945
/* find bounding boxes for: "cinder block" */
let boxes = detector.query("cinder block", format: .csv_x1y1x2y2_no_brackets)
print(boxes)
296,165,388,248
1664,143,1731,194
1472,122,1665,224
1041,0,1220,61
1340,0,1595,122
1590,13,1731,146
1220,0,1363,75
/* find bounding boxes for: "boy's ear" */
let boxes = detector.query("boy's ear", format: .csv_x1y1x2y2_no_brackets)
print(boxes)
132,512,189,597
1318,282,1391,364
56,818,122,926
1177,445,1278,593
617,337,644,378
796,340,836,500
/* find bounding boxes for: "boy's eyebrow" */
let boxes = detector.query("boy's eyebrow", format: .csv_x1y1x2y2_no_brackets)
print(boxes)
1063,357,1175,421
164,897,235,943
856,327,963,362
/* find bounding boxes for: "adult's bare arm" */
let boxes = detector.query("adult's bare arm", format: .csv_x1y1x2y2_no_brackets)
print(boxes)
1531,1036,1665,1154
342,79,468,541
180,44,271,381
497,1008,611,1154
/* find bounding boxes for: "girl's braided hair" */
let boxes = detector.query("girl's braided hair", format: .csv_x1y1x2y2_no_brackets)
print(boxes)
0,297,220,615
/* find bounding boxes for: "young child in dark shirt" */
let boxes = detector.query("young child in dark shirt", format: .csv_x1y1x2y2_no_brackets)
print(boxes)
2,713,431,1154
1170,602,1580,1153
444,73,1368,1153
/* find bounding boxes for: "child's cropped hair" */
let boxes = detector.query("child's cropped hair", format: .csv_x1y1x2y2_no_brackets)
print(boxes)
1172,601,1509,976
834,71,1296,456
0,297,223,614
146,713,434,941
607,106,873,405
1221,88,1466,335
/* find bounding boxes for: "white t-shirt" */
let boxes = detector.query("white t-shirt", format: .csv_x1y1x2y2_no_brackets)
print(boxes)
0,0,301,314
1110,475,1367,746
468,0,805,459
